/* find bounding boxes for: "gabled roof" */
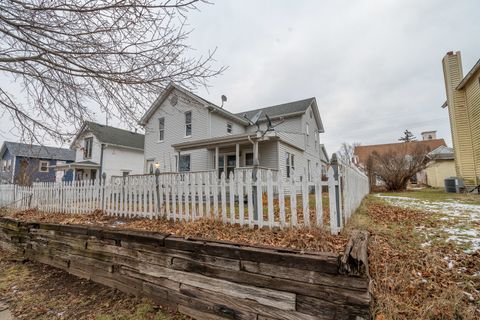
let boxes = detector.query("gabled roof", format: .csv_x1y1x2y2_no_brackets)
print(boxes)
0,142,75,161
354,139,446,165
237,97,325,133
139,83,249,126
457,58,480,90
76,121,144,150
427,145,454,160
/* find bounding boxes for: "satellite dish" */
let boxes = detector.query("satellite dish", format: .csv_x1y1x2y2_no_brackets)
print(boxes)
220,95,227,108
243,110,263,132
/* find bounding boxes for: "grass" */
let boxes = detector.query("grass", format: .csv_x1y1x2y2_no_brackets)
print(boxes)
379,187,480,205
345,192,480,319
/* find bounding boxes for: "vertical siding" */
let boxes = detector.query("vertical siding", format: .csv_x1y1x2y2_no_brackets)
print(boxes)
442,52,477,185
464,70,480,184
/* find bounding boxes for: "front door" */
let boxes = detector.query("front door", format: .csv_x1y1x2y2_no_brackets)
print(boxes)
226,155,236,178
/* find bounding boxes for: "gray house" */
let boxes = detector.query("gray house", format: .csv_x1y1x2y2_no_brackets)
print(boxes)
139,83,325,180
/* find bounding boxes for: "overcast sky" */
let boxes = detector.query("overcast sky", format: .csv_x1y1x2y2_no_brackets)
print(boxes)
1,0,479,155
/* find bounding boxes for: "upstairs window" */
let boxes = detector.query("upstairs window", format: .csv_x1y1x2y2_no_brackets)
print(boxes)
84,137,93,159
227,122,232,134
1,160,6,172
39,161,49,173
6,160,11,171
185,111,192,137
286,152,295,178
158,117,165,141
306,123,310,136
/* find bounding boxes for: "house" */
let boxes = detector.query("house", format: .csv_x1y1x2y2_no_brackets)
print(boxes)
442,51,480,188
139,83,325,180
353,137,446,188
425,146,456,188
0,142,75,185
54,121,145,181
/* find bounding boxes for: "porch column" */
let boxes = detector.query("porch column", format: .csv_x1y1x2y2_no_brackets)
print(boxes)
235,143,240,168
215,147,219,172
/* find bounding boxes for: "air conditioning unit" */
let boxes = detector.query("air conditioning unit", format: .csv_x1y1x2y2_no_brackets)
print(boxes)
444,177,464,193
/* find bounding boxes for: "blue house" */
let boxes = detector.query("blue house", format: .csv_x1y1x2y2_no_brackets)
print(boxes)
0,142,75,185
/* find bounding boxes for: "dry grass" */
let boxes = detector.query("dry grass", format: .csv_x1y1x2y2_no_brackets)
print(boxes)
0,249,188,320
346,196,480,320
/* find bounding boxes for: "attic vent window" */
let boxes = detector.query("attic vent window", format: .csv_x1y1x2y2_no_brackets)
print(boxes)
170,94,178,106
227,122,232,134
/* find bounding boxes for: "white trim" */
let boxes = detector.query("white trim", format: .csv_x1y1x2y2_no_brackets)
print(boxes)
39,160,50,173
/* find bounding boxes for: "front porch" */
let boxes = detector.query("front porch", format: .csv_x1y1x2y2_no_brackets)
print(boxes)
54,160,100,181
172,132,280,178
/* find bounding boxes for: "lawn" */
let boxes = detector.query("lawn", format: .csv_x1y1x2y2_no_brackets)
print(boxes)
379,187,480,205
346,189,480,319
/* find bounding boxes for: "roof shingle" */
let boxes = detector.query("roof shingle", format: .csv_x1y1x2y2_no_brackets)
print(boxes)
3,142,75,161
84,121,144,150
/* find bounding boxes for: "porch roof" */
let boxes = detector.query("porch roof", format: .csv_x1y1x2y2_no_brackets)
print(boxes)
172,132,279,152
53,160,100,170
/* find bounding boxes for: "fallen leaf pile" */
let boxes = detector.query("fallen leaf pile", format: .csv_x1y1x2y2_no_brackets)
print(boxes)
1,208,348,253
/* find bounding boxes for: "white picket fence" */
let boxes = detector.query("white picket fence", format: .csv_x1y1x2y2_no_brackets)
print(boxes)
0,163,369,234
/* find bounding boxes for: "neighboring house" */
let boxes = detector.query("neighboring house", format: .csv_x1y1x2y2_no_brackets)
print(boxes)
354,138,446,187
139,83,325,180
442,51,480,188
0,142,75,185
425,146,456,188
54,121,145,181
319,144,330,178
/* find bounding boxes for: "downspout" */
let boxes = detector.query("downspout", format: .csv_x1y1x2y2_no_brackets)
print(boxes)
99,143,105,179
11,155,16,184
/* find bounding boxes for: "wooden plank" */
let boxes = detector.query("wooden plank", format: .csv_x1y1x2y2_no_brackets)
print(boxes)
164,237,339,273
180,284,321,320
138,262,296,311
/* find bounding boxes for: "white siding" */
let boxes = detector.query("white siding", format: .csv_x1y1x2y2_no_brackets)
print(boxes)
102,146,144,178
144,89,215,172
210,112,245,137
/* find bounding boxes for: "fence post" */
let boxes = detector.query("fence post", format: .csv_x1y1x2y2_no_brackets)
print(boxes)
330,153,343,232
101,172,106,212
155,169,160,216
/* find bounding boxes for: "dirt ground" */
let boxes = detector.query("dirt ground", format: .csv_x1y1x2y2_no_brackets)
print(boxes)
0,249,187,320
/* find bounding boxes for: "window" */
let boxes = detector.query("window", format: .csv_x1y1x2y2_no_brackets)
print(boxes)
310,110,313,118
306,123,310,136
314,134,318,149
158,117,165,141
1,160,6,172
185,111,192,137
179,154,191,172
84,137,93,159
122,171,130,177
286,152,295,178
6,160,11,171
245,153,254,166
218,155,225,176
227,122,232,134
39,161,49,173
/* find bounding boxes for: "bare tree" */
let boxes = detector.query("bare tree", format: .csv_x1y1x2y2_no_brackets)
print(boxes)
369,143,430,191
0,0,224,144
398,130,416,142
337,142,360,165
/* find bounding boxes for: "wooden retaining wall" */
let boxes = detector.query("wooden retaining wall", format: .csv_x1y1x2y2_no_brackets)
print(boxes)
0,217,371,320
